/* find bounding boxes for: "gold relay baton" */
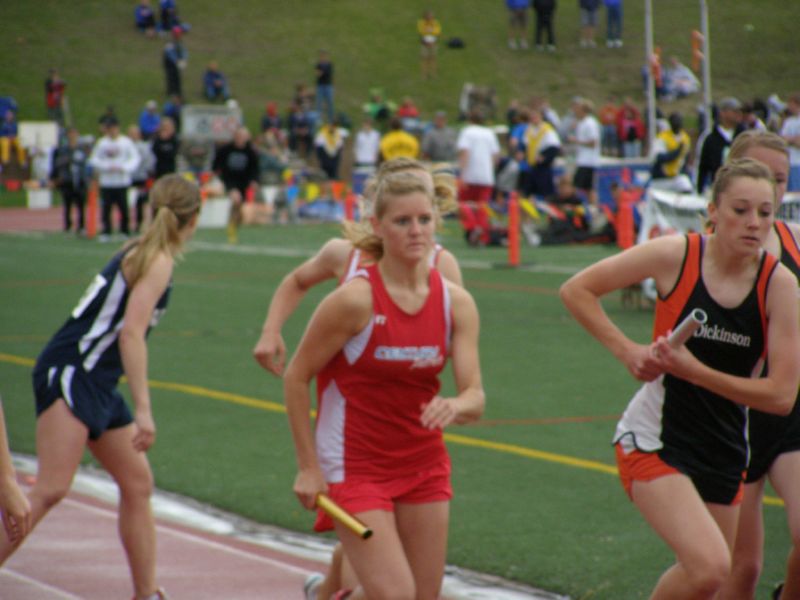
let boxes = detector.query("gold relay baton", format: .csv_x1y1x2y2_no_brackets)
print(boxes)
316,493,373,540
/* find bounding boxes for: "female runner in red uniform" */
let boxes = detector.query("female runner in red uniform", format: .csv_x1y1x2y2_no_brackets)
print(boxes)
283,171,484,600
560,158,800,600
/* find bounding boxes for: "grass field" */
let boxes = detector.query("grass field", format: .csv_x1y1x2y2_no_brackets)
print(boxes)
3,1,799,137
0,222,791,599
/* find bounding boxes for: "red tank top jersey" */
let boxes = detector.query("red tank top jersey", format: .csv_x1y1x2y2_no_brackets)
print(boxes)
615,233,777,484
315,263,452,483
316,244,446,406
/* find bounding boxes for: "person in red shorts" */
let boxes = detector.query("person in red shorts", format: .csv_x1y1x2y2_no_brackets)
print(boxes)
283,170,484,600
560,158,800,599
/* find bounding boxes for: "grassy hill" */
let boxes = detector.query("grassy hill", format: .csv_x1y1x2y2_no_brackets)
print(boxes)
3,0,799,136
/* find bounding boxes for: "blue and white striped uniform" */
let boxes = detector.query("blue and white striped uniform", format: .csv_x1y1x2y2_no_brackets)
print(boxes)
32,249,171,439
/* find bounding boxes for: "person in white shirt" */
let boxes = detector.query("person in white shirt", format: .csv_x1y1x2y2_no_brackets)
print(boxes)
456,109,500,245
567,98,601,204
353,118,381,169
89,116,141,239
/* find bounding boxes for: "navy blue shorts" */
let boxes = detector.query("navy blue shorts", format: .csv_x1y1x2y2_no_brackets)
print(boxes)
32,364,133,440
746,401,800,483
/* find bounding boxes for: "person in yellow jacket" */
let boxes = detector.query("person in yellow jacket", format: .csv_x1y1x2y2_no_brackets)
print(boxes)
652,112,691,180
417,10,441,79
379,118,420,162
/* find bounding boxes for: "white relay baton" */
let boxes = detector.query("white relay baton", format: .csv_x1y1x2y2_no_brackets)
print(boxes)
668,308,708,348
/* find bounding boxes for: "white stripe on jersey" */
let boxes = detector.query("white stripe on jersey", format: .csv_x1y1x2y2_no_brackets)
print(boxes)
61,365,76,409
441,273,452,353
83,321,124,372
78,270,127,360
343,249,362,283
613,376,666,453
316,380,346,483
344,315,374,365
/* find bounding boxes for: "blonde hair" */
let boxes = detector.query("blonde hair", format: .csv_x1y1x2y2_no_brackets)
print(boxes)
344,172,435,260
711,157,776,207
123,174,201,287
359,158,456,219
728,130,789,162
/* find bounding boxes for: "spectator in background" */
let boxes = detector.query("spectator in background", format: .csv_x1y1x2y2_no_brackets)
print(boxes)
362,88,396,132
150,117,179,179
353,117,381,169
314,50,335,124
260,102,283,135
740,102,766,131
521,105,561,198
45,68,67,126
598,95,620,156
780,92,800,192
650,112,691,187
567,97,601,204
662,56,700,100
203,61,231,103
286,100,312,159
314,121,348,181
161,94,182,132
457,109,500,245
579,0,600,48
422,111,458,162
135,0,157,37
396,96,422,133
128,125,156,233
159,0,178,32
506,0,531,50
604,0,623,47
212,126,260,244
162,27,187,98
615,97,645,158
379,117,420,162
89,116,141,240
696,96,743,194
50,127,89,235
138,100,161,140
417,9,442,78
533,0,557,51
0,109,25,166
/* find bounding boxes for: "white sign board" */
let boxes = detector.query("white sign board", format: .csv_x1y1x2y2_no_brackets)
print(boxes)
18,121,59,150
181,104,242,142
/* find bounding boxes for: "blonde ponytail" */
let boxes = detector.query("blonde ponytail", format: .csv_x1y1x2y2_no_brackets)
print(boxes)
123,174,201,287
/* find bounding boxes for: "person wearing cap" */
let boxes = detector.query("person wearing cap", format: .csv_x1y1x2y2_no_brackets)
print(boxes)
696,97,744,194
138,101,161,141
89,116,141,240
162,26,187,98
421,111,457,162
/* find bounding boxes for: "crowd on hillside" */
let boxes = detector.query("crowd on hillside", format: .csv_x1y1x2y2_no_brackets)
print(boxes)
2,0,800,250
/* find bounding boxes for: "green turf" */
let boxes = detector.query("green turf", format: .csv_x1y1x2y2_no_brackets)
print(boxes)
0,224,791,599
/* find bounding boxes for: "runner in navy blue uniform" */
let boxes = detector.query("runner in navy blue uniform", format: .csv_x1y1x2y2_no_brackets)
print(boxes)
719,131,800,600
560,158,800,600
0,174,201,600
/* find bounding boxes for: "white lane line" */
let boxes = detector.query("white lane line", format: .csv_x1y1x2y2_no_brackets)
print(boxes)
0,569,85,599
61,497,313,577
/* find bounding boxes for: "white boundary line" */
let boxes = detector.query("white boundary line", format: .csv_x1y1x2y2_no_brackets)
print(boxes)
0,568,85,599
61,497,312,578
